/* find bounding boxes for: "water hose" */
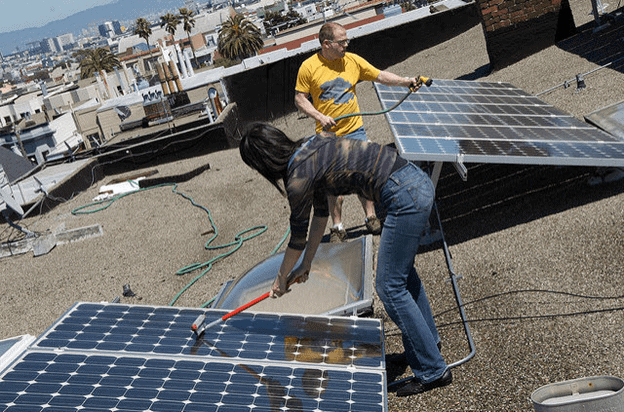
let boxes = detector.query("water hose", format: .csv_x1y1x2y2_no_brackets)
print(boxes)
333,76,433,123
71,181,288,308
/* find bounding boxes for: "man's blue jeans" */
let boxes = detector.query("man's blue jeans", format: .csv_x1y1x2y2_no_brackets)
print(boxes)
342,127,367,141
376,162,447,383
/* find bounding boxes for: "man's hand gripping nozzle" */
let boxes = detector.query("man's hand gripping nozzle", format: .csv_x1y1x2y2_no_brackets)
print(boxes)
411,76,433,92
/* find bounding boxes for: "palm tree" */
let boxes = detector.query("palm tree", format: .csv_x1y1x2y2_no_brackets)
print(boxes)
77,48,120,79
179,7,198,68
134,17,153,54
160,13,180,39
217,14,264,62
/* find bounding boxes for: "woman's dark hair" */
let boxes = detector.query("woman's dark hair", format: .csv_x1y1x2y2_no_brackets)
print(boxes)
239,123,302,195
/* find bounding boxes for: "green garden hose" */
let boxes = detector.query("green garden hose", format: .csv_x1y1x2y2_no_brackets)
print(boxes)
71,181,290,308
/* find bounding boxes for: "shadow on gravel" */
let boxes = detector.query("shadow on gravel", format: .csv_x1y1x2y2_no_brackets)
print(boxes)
427,162,624,247
556,8,624,75
454,9,624,82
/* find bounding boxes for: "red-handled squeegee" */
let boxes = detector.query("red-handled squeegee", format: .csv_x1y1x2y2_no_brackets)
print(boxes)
191,292,269,336
191,274,302,337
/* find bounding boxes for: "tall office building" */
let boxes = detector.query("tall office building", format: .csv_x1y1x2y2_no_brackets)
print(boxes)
99,22,113,38
112,21,122,35
54,33,75,51
98,21,121,38
41,38,58,53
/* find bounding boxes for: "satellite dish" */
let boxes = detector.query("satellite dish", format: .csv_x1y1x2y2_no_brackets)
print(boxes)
115,105,132,121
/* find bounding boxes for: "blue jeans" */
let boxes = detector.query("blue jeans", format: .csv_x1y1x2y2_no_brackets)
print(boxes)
376,162,447,383
342,126,367,141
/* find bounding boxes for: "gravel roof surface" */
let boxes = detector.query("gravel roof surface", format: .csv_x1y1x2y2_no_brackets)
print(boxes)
1,2,623,411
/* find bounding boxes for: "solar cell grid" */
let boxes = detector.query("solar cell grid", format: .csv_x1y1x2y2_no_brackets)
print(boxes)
375,79,624,166
0,351,385,412
0,302,386,411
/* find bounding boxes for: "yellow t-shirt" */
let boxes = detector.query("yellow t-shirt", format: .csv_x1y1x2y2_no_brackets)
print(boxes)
295,52,381,136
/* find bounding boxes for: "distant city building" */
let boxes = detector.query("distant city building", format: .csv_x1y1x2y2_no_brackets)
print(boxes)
99,21,122,38
112,21,122,35
41,57,55,68
54,33,75,52
99,22,113,38
292,3,317,19
41,38,58,54
212,0,229,9
184,0,201,14
26,41,42,54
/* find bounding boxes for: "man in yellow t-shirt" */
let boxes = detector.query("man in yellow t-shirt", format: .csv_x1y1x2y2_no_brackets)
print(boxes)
295,22,420,242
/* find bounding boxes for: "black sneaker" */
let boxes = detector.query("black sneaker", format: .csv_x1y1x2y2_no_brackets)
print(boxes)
396,368,452,397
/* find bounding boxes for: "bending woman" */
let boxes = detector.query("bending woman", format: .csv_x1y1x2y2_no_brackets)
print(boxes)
239,123,451,396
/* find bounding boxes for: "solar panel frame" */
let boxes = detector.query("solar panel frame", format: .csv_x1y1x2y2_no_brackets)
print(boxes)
375,80,624,167
585,99,624,140
0,302,387,412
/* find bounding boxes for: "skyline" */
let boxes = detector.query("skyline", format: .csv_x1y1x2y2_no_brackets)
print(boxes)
0,0,117,34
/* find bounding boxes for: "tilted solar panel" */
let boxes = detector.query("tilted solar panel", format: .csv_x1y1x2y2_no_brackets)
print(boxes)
0,302,386,412
375,80,624,167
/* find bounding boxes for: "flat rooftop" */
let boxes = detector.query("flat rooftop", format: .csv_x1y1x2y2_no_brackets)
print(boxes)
1,1,623,410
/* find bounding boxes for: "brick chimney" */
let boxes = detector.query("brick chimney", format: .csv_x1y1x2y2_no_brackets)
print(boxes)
475,0,577,70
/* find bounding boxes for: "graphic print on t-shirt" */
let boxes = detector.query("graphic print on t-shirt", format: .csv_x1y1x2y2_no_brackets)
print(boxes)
319,77,353,105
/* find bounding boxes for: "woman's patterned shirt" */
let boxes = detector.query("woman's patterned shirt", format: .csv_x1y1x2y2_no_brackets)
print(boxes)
285,135,399,250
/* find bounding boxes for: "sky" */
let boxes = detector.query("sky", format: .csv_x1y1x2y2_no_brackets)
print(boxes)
0,0,116,33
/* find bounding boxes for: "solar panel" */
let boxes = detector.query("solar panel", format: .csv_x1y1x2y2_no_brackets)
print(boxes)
375,79,624,167
0,302,386,412
585,99,624,140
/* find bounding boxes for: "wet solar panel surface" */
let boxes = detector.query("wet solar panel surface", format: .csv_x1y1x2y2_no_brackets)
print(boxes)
0,302,386,412
375,80,624,167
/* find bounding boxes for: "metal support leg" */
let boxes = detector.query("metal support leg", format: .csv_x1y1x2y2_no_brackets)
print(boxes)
433,201,476,369
427,161,475,368
430,161,443,188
